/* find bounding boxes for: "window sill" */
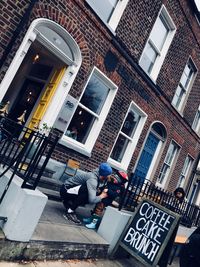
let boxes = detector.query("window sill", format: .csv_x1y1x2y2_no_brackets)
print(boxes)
138,63,158,85
59,137,92,157
171,104,184,116
107,158,127,171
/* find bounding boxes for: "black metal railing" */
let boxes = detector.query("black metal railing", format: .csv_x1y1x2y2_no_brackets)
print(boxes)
120,177,200,228
0,116,59,205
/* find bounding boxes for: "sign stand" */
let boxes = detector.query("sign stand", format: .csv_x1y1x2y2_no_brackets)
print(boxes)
112,199,180,267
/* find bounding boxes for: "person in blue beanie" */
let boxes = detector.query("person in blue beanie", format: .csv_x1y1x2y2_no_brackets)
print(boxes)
60,162,112,224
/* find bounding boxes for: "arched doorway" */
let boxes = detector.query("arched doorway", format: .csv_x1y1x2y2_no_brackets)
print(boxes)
0,19,81,130
132,122,167,184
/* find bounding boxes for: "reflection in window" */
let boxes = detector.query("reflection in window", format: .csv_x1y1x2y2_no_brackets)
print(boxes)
110,110,141,162
64,70,111,144
80,73,109,114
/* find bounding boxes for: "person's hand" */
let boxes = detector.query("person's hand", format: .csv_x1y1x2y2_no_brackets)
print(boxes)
103,188,108,193
100,191,108,199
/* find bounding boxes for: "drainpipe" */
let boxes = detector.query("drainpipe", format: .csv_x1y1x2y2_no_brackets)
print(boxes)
0,0,38,69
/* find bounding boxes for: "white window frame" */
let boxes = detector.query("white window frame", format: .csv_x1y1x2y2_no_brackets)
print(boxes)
86,0,129,32
59,67,118,156
139,5,176,81
108,102,147,170
156,140,180,188
192,104,200,135
172,58,197,113
177,155,193,188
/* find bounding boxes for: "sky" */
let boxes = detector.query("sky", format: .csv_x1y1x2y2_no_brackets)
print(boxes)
194,0,200,11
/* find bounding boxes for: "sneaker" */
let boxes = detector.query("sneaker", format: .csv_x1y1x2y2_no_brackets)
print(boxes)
85,219,98,229
63,212,81,224
82,217,92,224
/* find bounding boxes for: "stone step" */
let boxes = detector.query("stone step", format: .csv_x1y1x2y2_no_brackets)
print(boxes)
37,176,62,192
0,230,109,261
38,186,61,201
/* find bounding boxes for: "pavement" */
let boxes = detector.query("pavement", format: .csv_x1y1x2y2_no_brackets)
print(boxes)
0,257,180,267
0,199,194,266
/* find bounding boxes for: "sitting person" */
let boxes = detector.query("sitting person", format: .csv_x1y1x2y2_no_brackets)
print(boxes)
172,187,186,213
84,170,128,229
60,162,112,224
174,187,185,202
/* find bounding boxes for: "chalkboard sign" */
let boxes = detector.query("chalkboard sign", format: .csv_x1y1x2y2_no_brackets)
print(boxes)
114,199,180,267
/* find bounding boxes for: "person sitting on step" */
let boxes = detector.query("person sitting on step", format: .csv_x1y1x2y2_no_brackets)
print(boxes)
84,170,128,229
60,162,112,224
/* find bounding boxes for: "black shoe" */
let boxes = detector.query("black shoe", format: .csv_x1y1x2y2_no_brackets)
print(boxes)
63,212,81,224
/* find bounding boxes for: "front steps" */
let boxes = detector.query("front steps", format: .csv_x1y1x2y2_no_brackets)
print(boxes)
0,236,109,261
0,199,109,261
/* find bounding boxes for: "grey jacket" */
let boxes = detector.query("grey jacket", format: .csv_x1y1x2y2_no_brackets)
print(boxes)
64,169,103,204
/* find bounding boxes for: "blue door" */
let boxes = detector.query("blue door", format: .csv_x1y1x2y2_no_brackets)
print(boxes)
132,132,159,184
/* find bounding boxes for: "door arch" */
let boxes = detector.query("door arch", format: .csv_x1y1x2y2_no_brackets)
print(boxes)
0,18,82,129
132,122,167,184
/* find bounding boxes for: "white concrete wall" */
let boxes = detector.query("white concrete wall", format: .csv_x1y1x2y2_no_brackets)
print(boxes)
0,169,47,242
97,206,133,254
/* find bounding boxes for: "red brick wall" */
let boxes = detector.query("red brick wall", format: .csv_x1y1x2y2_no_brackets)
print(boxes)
0,0,200,192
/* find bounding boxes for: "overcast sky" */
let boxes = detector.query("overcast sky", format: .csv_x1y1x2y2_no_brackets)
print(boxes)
195,0,200,11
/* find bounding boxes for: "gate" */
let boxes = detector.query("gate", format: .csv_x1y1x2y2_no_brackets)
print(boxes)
0,116,59,222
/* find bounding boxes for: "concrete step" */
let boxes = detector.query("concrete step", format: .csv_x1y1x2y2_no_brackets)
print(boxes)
37,176,62,192
38,186,61,201
0,199,109,261
0,232,109,261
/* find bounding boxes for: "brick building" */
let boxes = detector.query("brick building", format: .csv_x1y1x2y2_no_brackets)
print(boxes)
0,0,200,203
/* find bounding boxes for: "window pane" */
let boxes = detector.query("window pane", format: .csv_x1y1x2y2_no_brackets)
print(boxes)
86,0,118,23
165,143,176,164
121,111,140,137
151,16,169,51
193,110,200,131
180,65,193,89
173,85,185,108
110,134,129,162
65,106,95,144
178,156,192,187
158,164,169,183
140,43,157,73
80,73,109,114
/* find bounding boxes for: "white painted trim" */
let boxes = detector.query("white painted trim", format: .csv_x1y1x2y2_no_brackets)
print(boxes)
60,67,118,156
108,101,147,170
172,57,198,114
139,4,176,82
0,30,37,102
146,140,162,181
109,0,129,31
0,18,82,130
156,139,181,189
86,0,129,33
131,121,167,181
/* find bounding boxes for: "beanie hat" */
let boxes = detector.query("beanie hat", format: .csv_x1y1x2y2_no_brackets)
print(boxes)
99,163,112,177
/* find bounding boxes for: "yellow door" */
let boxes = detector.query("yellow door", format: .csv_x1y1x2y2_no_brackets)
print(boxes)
28,67,66,130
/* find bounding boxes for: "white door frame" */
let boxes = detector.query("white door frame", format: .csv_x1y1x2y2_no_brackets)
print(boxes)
0,18,82,128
